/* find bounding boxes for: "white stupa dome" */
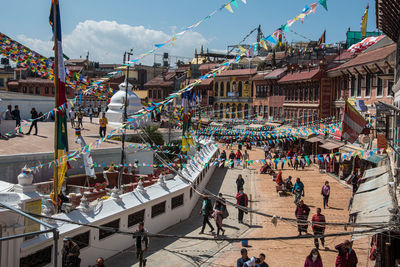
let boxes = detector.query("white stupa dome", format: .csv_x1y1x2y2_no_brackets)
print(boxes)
106,82,143,123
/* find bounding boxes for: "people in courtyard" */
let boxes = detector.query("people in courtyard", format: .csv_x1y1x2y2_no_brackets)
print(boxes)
304,248,323,267
243,150,249,169
77,108,84,128
62,237,81,267
199,196,214,234
284,176,293,191
321,181,330,209
69,107,76,128
335,240,358,267
293,177,305,205
220,150,227,167
229,151,236,168
99,112,108,138
26,107,39,135
236,188,248,224
237,248,250,267
295,200,310,236
88,105,94,123
92,257,105,267
258,253,269,267
12,105,22,134
236,149,243,166
213,193,226,236
311,208,326,249
236,174,245,193
275,171,283,185
133,221,149,267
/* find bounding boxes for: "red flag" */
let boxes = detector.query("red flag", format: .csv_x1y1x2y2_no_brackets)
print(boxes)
342,101,366,143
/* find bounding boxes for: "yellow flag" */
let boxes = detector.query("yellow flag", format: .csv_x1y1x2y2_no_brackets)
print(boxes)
238,45,247,55
260,39,268,50
171,37,177,47
225,3,233,13
361,5,369,38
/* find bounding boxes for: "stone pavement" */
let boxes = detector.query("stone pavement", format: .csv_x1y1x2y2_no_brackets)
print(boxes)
209,146,370,267
105,161,257,267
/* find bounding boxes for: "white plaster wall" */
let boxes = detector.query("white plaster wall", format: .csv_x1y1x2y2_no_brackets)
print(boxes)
0,98,54,121
18,142,218,267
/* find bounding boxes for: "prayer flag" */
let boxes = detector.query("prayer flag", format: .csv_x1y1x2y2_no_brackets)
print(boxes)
342,100,367,144
318,30,326,46
361,4,369,38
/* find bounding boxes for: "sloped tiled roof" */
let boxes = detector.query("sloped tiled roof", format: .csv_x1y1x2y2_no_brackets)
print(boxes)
329,43,396,72
278,68,322,83
144,75,174,87
217,68,257,77
264,67,287,80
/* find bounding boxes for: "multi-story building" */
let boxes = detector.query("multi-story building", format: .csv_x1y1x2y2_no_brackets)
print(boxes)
252,68,287,121
145,68,187,103
0,66,14,91
327,40,396,117
212,68,257,119
279,67,331,124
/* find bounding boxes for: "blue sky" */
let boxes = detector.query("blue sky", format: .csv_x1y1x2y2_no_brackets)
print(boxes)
1,0,377,64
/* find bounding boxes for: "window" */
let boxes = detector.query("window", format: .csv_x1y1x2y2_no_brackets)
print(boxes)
269,85,273,96
148,90,152,98
220,82,224,97
219,103,223,118
350,77,355,96
226,81,231,95
357,75,362,97
258,106,262,115
20,245,52,267
157,90,161,99
279,86,283,96
244,104,249,119
299,87,303,101
226,104,230,119
264,106,268,118
274,84,279,95
72,231,90,249
0,78,4,87
314,85,319,101
171,194,184,209
214,82,218,97
365,74,371,97
231,104,236,119
45,87,49,94
270,107,273,118
52,87,55,94
151,201,166,218
238,81,242,97
377,77,383,96
237,104,242,119
278,107,282,118
295,88,298,101
99,219,120,240
23,87,27,93
388,81,394,96
128,209,145,227
29,87,34,94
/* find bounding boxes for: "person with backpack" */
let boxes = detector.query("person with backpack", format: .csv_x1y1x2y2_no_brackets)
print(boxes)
321,181,330,209
133,222,149,267
236,188,248,224
199,196,215,234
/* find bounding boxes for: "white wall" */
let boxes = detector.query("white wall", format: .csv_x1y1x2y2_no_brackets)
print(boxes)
0,97,54,121
18,141,218,267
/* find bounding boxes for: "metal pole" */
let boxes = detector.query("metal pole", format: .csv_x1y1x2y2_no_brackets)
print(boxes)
118,49,133,190
52,0,59,210
53,229,59,267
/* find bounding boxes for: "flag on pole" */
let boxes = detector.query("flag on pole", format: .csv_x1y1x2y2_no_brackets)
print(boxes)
318,30,326,46
361,4,369,38
49,0,69,203
342,100,367,144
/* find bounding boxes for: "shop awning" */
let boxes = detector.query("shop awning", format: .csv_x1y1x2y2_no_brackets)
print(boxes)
319,141,344,150
365,154,386,164
357,172,390,194
361,165,389,180
350,165,394,240
306,136,324,143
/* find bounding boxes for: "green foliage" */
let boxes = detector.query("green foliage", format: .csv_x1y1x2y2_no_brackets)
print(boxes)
141,125,164,146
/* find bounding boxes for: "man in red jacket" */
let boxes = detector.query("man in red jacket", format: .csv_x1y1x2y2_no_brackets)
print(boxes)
335,240,358,267
311,208,326,249
236,188,248,224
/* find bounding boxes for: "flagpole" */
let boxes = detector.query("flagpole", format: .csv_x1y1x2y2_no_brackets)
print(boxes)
53,0,59,211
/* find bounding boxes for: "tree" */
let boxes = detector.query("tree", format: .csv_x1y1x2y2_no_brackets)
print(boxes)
141,125,164,146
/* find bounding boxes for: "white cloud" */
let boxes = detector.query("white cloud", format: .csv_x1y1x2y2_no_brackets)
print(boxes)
16,20,209,65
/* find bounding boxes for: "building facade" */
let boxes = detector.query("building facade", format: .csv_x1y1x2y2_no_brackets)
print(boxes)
212,68,257,119
328,41,396,117
252,68,287,121
0,67,14,91
279,67,331,124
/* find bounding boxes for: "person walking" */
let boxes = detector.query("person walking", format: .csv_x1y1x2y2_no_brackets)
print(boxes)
236,248,250,267
199,196,215,234
304,248,323,267
321,181,330,209
243,150,249,169
11,105,22,134
293,178,305,205
88,105,94,123
236,174,245,193
229,151,236,168
295,200,310,236
133,222,149,267
335,240,358,267
99,112,108,138
77,109,83,128
311,208,326,249
236,188,248,224
236,149,243,167
220,150,227,167
350,171,359,194
5,105,13,120
62,237,81,267
69,107,76,128
213,193,226,236
26,108,39,135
